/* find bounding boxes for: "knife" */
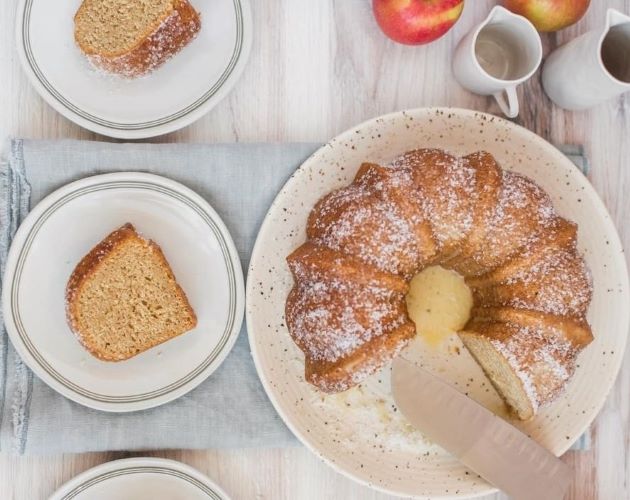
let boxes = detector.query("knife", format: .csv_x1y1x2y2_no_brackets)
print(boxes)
391,357,572,500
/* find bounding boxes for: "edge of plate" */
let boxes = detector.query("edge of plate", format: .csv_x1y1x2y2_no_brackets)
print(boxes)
14,0,253,139
2,172,245,412
48,457,231,500
245,106,630,499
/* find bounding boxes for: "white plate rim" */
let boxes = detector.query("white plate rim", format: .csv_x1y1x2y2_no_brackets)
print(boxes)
246,107,630,499
48,457,231,500
2,172,245,412
15,0,253,139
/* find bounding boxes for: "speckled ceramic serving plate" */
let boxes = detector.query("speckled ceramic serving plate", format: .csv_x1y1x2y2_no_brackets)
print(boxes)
246,108,629,498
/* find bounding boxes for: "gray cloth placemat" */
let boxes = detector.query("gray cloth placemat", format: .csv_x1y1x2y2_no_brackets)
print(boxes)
0,139,590,455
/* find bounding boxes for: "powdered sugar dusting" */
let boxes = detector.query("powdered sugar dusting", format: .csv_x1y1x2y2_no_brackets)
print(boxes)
466,170,560,272
388,149,477,248
308,335,410,393
491,322,580,411
308,179,428,277
313,370,436,453
287,277,408,363
503,248,593,317
495,171,557,228
286,148,593,412
469,219,594,319
87,8,201,78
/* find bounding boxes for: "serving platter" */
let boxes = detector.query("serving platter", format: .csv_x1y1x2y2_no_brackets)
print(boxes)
246,108,629,498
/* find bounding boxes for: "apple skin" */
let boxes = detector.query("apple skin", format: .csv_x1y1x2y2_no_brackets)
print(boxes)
503,0,590,32
373,0,465,45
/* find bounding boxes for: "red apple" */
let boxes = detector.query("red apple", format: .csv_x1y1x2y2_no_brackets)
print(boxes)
373,0,465,45
503,0,590,32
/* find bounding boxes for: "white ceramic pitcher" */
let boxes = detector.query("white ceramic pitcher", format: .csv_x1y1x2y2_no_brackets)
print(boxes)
453,6,542,118
543,9,630,110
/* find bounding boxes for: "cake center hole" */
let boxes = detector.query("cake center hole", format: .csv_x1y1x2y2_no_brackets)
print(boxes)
405,266,472,347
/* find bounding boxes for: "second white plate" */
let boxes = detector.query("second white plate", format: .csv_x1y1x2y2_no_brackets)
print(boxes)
2,172,245,412
49,457,230,499
16,0,252,138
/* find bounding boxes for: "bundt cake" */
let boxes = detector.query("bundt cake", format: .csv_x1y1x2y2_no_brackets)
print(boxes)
285,149,593,420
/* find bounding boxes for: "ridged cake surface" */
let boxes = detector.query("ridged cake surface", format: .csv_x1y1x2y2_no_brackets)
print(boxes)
286,149,593,419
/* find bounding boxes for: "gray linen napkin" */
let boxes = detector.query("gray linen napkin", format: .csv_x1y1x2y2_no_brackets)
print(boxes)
0,139,590,455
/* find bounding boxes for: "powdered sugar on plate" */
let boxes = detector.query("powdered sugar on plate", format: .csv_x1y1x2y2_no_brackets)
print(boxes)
312,363,438,454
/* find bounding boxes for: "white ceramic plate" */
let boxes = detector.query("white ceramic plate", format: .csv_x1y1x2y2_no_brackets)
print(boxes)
246,108,630,498
2,172,244,412
49,457,230,500
16,0,252,139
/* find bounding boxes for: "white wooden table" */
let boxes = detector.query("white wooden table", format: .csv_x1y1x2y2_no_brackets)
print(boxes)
1,1,628,498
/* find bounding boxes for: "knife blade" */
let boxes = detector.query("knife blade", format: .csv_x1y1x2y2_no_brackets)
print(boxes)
391,357,572,500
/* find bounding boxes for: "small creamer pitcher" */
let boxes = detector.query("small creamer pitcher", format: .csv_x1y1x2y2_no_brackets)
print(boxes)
453,6,542,118
543,9,630,110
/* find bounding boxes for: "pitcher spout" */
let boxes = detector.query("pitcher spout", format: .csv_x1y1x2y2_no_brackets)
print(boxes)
606,8,630,29
484,5,521,25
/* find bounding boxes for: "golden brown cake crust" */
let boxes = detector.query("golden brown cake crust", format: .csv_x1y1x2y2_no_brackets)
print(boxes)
286,242,416,392
66,223,197,361
305,323,416,393
286,149,593,417
75,0,201,77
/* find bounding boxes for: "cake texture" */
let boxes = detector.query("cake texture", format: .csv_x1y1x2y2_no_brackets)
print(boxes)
286,149,593,420
74,0,201,77
66,223,197,361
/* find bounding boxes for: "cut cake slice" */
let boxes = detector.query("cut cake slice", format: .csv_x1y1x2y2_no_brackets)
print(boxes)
66,223,197,361
74,0,201,77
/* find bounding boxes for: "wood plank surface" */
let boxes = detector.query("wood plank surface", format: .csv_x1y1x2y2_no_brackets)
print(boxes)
1,1,628,498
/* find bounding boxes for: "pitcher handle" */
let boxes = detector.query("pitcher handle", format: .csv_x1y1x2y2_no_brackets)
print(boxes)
493,87,519,118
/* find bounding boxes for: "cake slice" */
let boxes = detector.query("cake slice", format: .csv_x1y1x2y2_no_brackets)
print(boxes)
66,223,197,361
74,0,201,77
459,308,592,420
